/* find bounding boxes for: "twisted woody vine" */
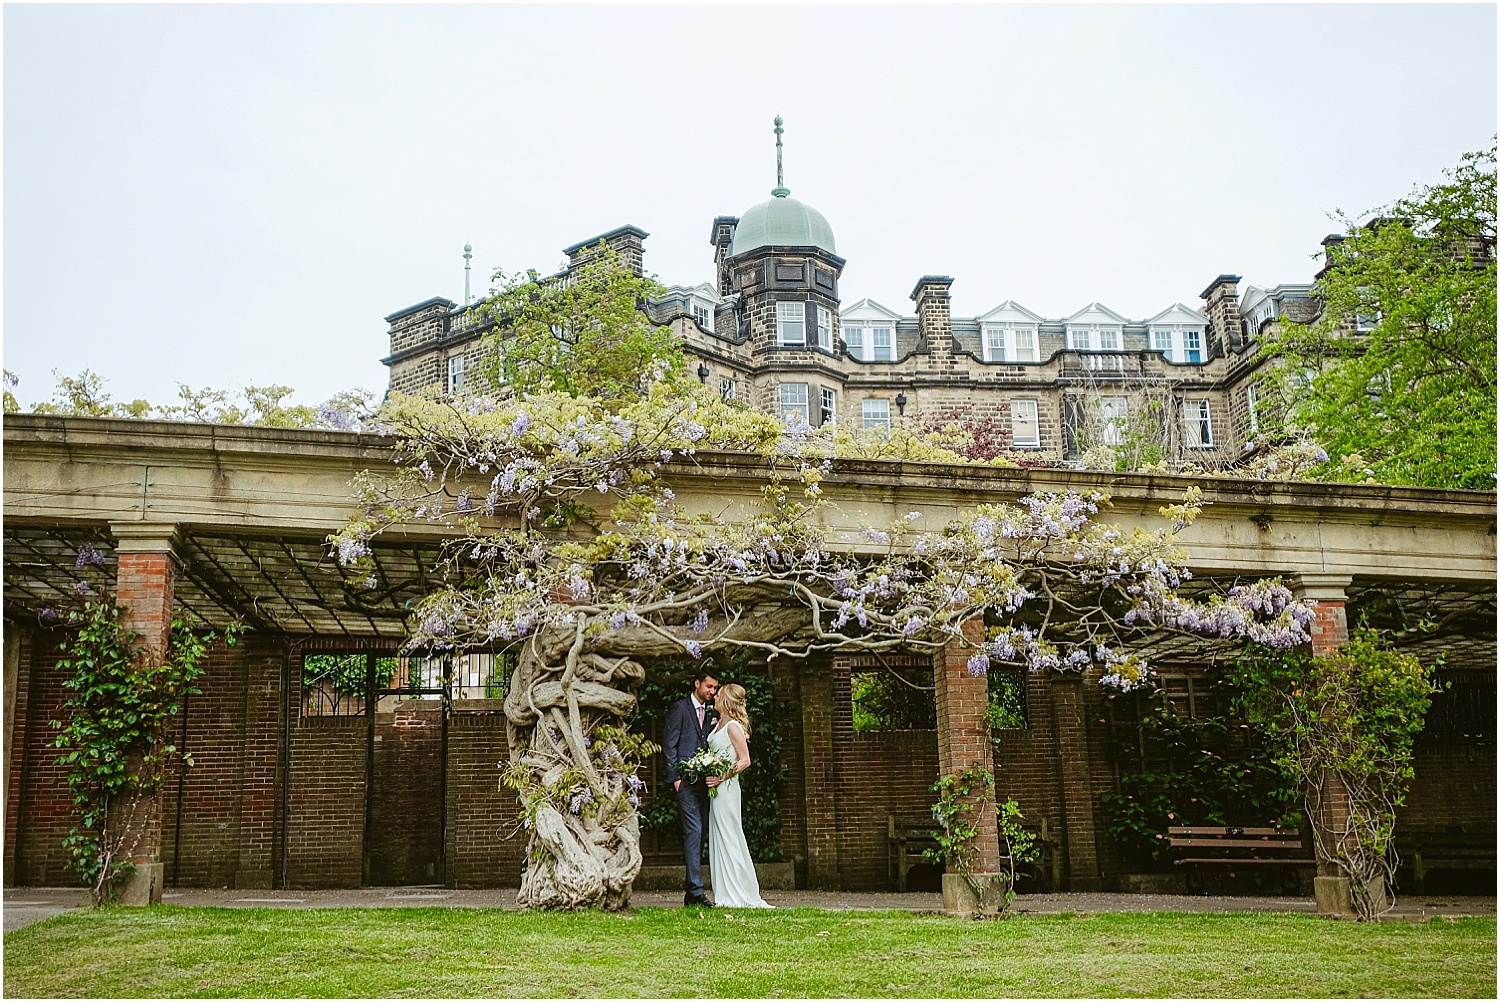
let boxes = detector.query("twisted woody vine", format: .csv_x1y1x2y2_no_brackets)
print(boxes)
325,247,1318,912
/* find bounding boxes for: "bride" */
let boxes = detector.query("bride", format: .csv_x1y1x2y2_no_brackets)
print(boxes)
704,683,773,908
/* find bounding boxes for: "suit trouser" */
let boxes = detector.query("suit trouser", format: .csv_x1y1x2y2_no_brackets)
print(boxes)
677,780,711,896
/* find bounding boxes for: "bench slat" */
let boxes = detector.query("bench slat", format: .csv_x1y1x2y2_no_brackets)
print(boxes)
1174,857,1314,865
1168,827,1299,837
1169,838,1304,849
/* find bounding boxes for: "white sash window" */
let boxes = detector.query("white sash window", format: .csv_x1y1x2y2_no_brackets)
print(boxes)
777,302,806,345
862,398,891,430
1098,396,1128,445
1010,399,1040,447
447,355,466,396
692,303,713,332
871,326,894,361
843,325,866,360
1152,326,1205,363
1182,399,1213,447
817,307,833,351
1012,327,1038,362
983,326,1007,362
779,383,809,422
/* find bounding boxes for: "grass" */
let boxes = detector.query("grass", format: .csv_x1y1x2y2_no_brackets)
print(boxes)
3,905,1494,998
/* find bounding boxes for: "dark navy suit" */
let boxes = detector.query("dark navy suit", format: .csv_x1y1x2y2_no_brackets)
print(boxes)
664,696,716,898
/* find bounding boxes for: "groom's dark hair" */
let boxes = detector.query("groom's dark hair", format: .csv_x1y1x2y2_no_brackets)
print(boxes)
693,668,721,685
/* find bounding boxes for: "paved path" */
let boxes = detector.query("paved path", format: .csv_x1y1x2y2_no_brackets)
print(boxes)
5,885,1493,933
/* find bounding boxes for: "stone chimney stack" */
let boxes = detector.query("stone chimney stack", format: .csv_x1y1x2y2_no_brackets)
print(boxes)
1315,233,1346,281
911,275,956,370
562,224,649,277
1198,274,1243,357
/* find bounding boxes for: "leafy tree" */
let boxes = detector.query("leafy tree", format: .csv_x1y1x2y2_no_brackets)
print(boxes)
11,368,376,430
1263,144,1497,489
27,369,151,419
475,244,686,400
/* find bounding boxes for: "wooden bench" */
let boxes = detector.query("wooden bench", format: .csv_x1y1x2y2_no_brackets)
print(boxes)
888,815,941,892
1169,825,1314,892
1397,828,1497,893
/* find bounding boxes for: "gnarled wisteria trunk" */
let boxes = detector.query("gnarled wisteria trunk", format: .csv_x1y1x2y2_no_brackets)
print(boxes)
503,632,648,911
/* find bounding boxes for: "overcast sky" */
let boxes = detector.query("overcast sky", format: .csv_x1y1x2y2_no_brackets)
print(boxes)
5,4,1495,409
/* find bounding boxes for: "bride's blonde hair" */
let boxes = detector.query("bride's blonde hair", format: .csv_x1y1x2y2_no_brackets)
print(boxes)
714,683,751,737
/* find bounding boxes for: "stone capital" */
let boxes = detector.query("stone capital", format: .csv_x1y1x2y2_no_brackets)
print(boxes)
108,521,180,555
1291,573,1353,602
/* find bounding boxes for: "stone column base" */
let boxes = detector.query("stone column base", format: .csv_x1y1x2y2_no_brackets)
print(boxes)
942,872,1010,918
118,862,164,906
1315,874,1390,918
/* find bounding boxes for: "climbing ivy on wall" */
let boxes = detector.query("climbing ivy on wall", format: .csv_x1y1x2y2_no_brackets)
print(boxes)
49,596,243,905
1099,664,1300,866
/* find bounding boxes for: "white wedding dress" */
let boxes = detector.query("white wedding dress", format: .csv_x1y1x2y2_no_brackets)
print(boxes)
707,721,773,908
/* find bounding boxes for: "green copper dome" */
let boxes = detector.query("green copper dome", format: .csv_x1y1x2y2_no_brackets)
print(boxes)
729,192,837,258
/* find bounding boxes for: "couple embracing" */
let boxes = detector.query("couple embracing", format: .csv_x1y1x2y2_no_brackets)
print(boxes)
663,668,772,908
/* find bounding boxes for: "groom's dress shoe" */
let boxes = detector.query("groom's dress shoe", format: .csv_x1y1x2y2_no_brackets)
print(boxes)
684,894,715,908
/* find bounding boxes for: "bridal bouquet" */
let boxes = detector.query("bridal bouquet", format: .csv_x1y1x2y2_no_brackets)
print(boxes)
677,747,734,797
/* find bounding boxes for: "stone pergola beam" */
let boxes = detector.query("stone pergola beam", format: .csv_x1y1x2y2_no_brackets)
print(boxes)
4,416,1494,589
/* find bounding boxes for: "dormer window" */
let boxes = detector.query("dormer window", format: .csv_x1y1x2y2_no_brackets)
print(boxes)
777,301,806,345
842,324,893,361
1151,326,1205,364
692,302,713,332
983,324,1039,363
843,326,865,360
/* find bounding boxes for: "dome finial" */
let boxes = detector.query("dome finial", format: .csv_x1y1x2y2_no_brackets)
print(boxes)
772,114,790,198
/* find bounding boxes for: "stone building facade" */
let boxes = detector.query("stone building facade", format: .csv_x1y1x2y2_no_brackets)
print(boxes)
383,193,1320,468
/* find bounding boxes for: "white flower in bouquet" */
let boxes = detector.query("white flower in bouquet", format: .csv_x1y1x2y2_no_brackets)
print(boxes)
678,747,734,797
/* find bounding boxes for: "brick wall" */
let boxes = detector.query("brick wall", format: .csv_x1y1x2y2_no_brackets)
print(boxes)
160,640,248,887
836,730,940,889
366,703,445,885
444,707,526,888
7,627,76,886
285,716,366,888
9,628,1492,894
990,669,1067,869
801,657,839,888
1403,745,1496,832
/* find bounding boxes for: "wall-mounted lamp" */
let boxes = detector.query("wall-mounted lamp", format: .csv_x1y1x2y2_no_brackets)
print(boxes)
697,363,711,383
894,393,907,416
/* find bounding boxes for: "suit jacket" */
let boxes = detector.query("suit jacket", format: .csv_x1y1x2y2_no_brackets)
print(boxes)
664,696,716,786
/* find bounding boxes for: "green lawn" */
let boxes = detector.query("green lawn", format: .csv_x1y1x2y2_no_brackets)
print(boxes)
3,906,1494,998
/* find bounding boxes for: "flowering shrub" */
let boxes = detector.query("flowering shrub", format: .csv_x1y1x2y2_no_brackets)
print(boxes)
333,359,1314,909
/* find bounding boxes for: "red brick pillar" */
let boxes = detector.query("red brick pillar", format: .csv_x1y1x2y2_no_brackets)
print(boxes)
800,655,840,889
1293,573,1359,916
108,522,180,905
934,621,1005,913
1050,673,1103,890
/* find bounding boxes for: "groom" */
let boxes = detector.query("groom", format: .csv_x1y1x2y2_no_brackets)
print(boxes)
664,668,720,907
